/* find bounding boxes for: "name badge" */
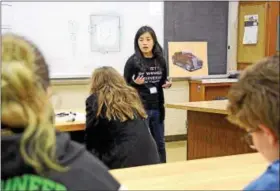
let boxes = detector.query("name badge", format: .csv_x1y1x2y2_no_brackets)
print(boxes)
149,87,157,94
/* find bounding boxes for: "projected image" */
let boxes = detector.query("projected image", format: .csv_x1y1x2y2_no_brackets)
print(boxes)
172,51,203,72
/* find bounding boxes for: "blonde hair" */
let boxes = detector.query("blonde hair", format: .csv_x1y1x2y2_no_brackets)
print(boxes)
1,33,66,174
90,66,147,122
227,55,279,139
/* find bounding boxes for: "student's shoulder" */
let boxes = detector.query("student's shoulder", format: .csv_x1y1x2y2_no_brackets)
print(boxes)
156,55,167,65
244,163,280,191
86,93,98,105
53,133,121,190
70,148,120,190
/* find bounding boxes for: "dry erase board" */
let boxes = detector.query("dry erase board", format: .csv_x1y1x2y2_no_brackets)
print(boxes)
2,2,163,79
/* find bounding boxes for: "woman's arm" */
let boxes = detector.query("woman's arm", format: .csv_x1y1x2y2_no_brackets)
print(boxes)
161,58,168,84
85,94,100,151
124,57,143,87
159,57,172,88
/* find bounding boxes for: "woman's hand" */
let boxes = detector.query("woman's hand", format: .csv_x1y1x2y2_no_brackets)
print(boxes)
133,75,145,85
162,81,172,88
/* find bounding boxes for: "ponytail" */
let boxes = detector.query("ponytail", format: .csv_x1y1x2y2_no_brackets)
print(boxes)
1,33,67,174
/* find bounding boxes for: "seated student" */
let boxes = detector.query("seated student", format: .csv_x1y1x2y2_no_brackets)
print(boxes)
1,33,123,191
227,55,279,191
85,66,160,169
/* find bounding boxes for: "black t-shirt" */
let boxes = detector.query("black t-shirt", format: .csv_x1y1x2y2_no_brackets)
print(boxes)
124,55,167,110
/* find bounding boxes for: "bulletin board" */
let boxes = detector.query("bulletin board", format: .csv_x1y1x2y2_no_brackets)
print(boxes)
237,3,267,64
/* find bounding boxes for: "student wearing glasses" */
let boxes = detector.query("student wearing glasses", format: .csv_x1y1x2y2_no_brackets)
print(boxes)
227,55,279,191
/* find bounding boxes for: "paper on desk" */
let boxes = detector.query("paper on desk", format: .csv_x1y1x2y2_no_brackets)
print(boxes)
74,112,86,122
55,112,85,123
243,14,258,44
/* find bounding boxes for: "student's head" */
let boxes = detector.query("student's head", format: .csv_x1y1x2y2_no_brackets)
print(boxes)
90,66,147,121
1,33,65,174
227,55,279,163
2,33,51,92
134,25,163,58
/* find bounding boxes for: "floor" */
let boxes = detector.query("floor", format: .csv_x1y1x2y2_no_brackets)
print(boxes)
166,141,186,162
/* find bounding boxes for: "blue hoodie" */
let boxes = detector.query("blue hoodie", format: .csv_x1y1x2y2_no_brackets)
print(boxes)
244,159,280,191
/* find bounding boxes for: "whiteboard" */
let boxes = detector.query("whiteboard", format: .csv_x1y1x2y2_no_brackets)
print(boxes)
2,2,163,79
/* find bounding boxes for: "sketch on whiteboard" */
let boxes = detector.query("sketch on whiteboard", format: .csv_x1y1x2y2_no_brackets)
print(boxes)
1,3,13,33
68,20,79,56
89,15,120,53
1,25,12,34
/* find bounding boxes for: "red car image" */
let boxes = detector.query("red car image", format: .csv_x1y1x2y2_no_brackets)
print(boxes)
172,51,203,72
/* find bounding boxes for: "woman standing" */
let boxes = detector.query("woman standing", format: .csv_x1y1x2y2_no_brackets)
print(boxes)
124,26,172,163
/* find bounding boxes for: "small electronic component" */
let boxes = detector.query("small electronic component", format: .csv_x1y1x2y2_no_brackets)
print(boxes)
56,112,76,122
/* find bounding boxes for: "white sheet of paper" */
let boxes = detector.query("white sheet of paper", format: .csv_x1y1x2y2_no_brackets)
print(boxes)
55,112,85,123
149,87,157,94
243,26,258,44
243,15,258,44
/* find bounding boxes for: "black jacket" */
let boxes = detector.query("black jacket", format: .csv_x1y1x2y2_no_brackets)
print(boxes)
1,126,120,191
124,54,167,121
85,94,160,169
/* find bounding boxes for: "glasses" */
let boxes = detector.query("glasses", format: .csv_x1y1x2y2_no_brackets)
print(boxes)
242,128,259,150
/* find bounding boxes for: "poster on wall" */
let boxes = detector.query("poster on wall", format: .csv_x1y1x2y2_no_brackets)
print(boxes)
168,41,208,78
243,14,259,45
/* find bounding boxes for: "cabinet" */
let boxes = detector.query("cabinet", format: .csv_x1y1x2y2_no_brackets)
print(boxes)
189,79,237,102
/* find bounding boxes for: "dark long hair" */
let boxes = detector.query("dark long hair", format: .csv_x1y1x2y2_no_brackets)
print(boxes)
133,26,164,71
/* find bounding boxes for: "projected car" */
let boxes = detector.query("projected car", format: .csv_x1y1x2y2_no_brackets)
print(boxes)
172,51,203,72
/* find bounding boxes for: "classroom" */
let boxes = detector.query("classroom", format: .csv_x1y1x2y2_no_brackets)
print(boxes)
1,1,279,190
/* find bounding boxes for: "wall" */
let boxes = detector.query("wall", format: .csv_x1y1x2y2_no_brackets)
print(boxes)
227,2,239,71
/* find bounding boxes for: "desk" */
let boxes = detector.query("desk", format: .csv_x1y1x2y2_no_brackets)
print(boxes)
110,153,267,190
55,110,85,132
55,110,86,143
165,100,255,160
55,121,85,132
189,79,237,101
